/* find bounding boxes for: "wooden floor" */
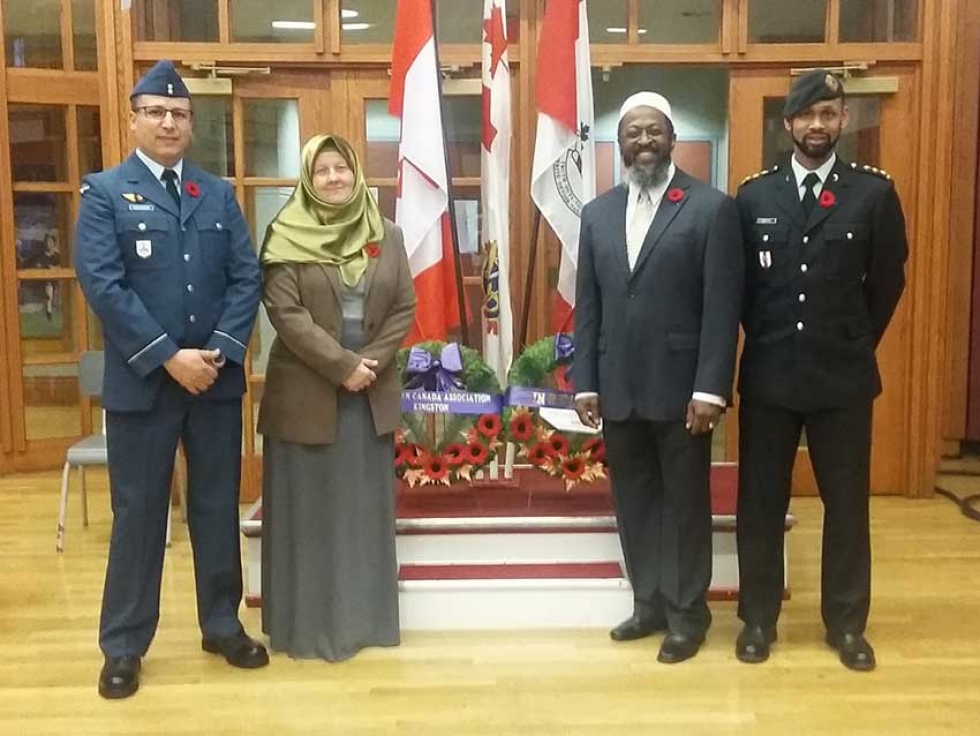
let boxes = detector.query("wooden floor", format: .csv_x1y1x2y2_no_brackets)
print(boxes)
1,469,979,735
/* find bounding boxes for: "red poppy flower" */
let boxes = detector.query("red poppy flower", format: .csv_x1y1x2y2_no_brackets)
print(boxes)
549,433,570,456
561,456,587,481
582,437,605,460
509,411,535,442
406,444,426,468
819,190,836,208
395,444,409,468
424,455,449,482
365,242,381,258
466,441,489,466
443,443,466,467
184,181,200,198
476,413,502,439
528,442,554,466
667,188,685,203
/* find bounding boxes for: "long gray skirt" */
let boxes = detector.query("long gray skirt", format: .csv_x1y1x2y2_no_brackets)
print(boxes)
261,391,399,661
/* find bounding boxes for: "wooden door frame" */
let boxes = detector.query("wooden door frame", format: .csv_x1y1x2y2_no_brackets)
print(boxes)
727,65,920,497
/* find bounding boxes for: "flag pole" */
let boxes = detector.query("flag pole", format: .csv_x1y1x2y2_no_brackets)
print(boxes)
429,0,470,347
519,207,543,349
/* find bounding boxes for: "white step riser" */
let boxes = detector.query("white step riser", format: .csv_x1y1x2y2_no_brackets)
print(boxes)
244,531,753,606
398,579,635,630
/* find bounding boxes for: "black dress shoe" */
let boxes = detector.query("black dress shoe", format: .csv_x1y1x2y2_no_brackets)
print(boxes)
610,614,667,642
98,655,141,699
202,630,269,669
657,632,704,664
826,632,876,672
735,624,777,664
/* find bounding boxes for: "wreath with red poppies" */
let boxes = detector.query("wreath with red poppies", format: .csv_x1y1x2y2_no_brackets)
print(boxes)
394,342,503,487
505,335,607,489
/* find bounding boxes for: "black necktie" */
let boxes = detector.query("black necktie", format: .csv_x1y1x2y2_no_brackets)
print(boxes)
161,169,181,208
801,172,820,219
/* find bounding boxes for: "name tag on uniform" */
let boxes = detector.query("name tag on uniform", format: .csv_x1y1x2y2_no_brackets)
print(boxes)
756,217,778,225
135,240,152,259
128,204,155,211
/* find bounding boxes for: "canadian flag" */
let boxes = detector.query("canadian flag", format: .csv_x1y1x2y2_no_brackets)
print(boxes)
481,0,513,383
390,0,462,343
530,0,596,333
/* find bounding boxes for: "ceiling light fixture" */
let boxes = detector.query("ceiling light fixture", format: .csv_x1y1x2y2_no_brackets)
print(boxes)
342,9,359,19
343,22,372,31
272,21,315,30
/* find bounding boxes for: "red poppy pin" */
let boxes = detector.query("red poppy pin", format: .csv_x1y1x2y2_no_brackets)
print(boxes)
819,190,836,208
364,242,381,258
667,188,685,203
184,181,200,198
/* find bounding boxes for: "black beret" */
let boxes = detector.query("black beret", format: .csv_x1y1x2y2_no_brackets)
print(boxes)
783,69,844,119
131,60,190,100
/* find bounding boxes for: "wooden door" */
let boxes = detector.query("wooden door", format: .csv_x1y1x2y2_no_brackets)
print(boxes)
727,67,918,495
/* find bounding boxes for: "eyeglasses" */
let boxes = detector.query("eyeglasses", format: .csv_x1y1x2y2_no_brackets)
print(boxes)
134,106,193,124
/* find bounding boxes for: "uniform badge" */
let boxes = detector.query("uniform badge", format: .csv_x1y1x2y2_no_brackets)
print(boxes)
135,240,152,259
122,193,146,204
759,251,772,269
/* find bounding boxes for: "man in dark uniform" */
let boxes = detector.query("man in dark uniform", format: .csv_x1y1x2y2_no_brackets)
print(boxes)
574,93,743,663
74,60,267,699
734,69,908,671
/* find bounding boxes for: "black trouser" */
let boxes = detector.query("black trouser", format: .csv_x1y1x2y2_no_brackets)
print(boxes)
100,397,245,658
604,417,713,638
736,398,873,636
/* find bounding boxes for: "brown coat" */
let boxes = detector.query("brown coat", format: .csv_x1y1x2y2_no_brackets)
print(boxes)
257,221,416,444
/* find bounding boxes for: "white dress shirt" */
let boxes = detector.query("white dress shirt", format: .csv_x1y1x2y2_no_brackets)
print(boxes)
791,152,836,201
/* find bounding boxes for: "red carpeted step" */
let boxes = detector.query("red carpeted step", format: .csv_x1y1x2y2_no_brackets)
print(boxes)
399,561,624,581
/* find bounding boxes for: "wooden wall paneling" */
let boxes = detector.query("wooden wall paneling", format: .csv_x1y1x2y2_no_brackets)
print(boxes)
826,0,840,45
116,1,136,163
906,0,960,496
97,0,123,168
5,72,101,103
0,0,28,455
61,0,75,71
972,114,980,439
218,0,231,45
0,0,11,461
313,0,326,55
941,0,980,443
328,0,341,55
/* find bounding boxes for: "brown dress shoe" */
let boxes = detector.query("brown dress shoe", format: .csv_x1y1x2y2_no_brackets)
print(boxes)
202,630,269,669
98,655,141,699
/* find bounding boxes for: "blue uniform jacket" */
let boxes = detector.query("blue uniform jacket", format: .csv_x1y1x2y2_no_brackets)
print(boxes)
74,153,261,411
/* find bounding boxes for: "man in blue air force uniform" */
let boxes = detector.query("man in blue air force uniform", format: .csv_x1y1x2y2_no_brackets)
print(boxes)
74,60,267,700
734,70,908,671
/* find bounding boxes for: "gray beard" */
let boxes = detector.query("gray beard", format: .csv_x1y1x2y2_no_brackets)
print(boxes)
628,160,671,190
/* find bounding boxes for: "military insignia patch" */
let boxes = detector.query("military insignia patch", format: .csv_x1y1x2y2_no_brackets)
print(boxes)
135,240,152,259
122,193,146,204
79,184,91,195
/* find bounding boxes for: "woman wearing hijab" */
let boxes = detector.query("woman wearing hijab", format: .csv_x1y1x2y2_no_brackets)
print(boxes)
257,135,416,661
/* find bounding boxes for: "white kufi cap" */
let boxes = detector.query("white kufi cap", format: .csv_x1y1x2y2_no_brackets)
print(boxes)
618,92,673,125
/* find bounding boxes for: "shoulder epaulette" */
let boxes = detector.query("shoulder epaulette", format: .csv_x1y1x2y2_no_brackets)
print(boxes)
740,164,780,187
850,161,892,181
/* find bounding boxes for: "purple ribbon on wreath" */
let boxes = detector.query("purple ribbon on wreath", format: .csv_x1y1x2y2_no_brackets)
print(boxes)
405,343,466,392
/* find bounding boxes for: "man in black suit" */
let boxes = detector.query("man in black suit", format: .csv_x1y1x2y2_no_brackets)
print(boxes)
574,92,744,663
734,70,908,671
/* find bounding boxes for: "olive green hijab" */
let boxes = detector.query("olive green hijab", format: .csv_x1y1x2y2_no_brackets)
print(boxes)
260,134,385,286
